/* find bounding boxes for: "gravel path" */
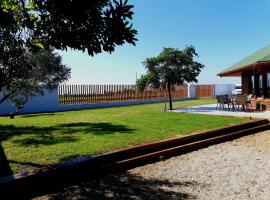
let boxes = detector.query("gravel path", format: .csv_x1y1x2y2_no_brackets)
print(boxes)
35,130,270,200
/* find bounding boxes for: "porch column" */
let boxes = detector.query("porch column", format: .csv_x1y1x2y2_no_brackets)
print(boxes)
241,72,249,95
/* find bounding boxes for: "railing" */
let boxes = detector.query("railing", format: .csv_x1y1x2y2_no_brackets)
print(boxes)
58,84,188,105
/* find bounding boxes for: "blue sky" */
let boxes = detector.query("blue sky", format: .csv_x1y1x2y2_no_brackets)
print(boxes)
58,0,270,85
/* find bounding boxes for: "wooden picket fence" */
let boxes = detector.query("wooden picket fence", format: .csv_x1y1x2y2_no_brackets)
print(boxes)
58,84,188,105
196,84,215,99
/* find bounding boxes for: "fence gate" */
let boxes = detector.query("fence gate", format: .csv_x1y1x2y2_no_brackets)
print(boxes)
196,85,215,99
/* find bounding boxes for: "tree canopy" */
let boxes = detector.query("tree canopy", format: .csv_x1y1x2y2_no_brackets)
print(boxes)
0,0,137,106
1,49,71,106
136,74,150,92
0,0,137,55
142,46,205,110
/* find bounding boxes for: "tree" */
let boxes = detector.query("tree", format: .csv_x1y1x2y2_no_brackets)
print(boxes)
136,74,150,92
136,73,161,92
0,0,137,55
1,49,71,110
0,0,137,104
143,46,205,110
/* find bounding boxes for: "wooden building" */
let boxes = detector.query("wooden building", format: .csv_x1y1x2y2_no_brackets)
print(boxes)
218,45,270,110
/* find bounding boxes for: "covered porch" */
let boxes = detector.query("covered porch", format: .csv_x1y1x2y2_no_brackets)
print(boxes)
218,45,270,111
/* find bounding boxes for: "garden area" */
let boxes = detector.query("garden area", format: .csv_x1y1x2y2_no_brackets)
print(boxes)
0,99,248,177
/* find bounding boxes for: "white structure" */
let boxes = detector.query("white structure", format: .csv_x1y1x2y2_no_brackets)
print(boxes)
0,84,236,116
188,84,235,98
0,89,189,116
214,84,235,97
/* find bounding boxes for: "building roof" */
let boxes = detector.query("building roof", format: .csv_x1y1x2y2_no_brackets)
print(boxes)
218,44,270,76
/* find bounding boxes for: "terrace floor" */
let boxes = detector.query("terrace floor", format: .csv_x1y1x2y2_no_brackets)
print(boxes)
173,104,270,119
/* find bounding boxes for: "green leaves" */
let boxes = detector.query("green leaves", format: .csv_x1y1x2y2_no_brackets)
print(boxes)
34,39,44,49
143,46,204,86
142,46,205,109
136,74,151,92
2,49,71,107
0,0,137,56
0,0,137,105
27,0,37,10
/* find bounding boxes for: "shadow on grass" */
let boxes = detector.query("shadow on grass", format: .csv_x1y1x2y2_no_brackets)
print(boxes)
0,122,135,146
8,160,46,168
62,122,134,135
13,135,78,146
0,122,134,177
19,113,57,118
45,172,197,200
58,154,91,163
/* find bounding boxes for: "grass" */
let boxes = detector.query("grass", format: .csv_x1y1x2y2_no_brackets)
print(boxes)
0,99,248,176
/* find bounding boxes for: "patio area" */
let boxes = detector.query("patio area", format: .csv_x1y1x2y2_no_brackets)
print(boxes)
173,104,270,119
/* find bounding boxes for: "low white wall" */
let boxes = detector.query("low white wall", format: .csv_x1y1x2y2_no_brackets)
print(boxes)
0,90,190,116
0,84,236,116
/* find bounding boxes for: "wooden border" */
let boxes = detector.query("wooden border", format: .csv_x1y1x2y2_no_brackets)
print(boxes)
0,119,269,198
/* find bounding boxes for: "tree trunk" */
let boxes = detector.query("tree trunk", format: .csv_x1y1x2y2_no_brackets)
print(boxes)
167,82,173,110
0,143,13,177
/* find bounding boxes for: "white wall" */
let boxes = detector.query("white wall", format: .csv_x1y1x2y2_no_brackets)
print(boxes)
0,89,190,116
188,83,235,98
214,84,235,97
0,84,235,116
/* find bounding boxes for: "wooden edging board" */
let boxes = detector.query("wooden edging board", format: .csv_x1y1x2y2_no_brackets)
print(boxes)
0,119,269,198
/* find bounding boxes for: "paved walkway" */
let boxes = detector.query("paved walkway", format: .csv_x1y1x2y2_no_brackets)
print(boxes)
173,104,270,119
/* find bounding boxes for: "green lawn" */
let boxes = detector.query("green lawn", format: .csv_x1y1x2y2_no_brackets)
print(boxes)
0,99,248,176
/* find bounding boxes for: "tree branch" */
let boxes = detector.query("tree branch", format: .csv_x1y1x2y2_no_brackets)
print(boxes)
19,0,32,26
20,0,28,16
0,93,12,104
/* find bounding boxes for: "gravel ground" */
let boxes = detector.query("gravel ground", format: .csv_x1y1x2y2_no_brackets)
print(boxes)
35,130,270,200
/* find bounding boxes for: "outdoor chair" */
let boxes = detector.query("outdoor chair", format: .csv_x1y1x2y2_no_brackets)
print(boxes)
216,95,226,110
221,95,232,110
216,95,232,110
235,95,247,111
245,94,253,111
216,95,222,110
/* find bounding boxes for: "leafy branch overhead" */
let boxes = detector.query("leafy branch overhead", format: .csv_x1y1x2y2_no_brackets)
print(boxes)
0,0,137,55
0,0,137,106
